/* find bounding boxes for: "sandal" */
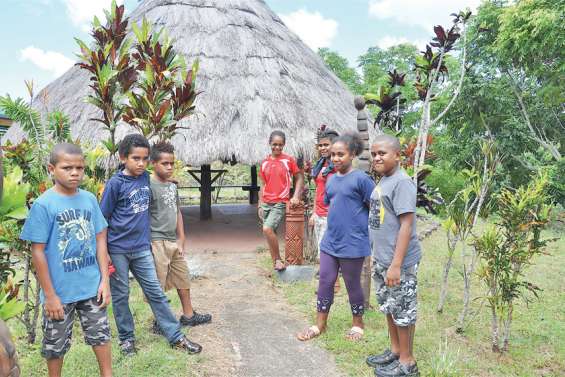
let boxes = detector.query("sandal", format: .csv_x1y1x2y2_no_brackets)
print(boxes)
274,259,286,271
297,325,321,341
346,326,364,341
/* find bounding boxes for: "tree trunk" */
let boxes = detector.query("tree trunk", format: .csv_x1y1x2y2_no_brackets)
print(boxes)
490,300,500,353
30,274,41,344
502,303,513,352
457,243,470,332
437,243,456,313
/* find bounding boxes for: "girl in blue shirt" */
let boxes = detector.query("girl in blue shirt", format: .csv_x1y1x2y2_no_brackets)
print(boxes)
297,133,375,342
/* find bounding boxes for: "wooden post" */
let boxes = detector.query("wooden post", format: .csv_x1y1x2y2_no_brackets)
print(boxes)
355,96,373,308
200,164,212,220
249,165,259,204
285,203,305,265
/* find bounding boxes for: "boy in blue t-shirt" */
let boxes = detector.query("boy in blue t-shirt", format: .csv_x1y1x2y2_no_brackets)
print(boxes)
99,134,201,356
20,143,112,377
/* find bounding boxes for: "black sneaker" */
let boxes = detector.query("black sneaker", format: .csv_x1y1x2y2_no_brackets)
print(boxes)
119,339,137,357
180,312,212,327
367,349,399,368
171,336,202,354
375,361,419,377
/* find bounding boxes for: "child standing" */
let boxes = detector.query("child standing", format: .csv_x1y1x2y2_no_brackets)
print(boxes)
149,142,211,329
297,133,375,342
20,143,112,377
366,134,421,377
100,134,201,356
309,127,338,253
259,130,304,271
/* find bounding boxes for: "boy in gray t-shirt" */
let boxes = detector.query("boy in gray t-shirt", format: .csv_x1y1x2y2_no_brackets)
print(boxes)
366,135,421,377
149,142,211,330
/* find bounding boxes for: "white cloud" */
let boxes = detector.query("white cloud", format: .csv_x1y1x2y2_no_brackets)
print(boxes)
63,0,124,31
280,9,338,50
20,46,75,77
376,36,427,49
369,0,481,31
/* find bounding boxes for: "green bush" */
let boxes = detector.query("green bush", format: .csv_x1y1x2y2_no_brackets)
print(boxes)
426,163,466,204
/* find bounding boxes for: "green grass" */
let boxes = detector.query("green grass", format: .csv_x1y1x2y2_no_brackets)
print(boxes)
266,225,565,377
13,282,204,376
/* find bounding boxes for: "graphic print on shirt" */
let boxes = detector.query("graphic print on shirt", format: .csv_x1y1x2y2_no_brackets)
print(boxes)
128,186,150,213
56,209,97,273
369,186,385,230
161,184,177,210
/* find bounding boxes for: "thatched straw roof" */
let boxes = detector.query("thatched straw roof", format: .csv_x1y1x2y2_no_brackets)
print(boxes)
5,0,356,165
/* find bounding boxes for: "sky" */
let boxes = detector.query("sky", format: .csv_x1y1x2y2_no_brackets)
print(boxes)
0,0,481,100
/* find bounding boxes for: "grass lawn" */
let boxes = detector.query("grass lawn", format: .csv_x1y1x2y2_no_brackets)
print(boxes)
13,282,204,376
265,225,565,377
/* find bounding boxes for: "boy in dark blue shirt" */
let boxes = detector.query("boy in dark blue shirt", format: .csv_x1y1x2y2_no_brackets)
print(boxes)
100,134,201,356
20,143,112,377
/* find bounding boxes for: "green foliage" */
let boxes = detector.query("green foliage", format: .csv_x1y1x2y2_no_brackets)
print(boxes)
76,0,133,160
0,95,44,146
475,173,553,352
0,167,30,286
0,278,26,321
47,111,72,143
317,48,363,94
426,162,466,204
123,17,199,142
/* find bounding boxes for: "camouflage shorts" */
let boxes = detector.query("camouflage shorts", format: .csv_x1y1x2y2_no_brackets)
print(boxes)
41,297,110,359
373,263,418,327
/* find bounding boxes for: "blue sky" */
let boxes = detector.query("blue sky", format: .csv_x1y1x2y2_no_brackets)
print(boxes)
0,0,480,99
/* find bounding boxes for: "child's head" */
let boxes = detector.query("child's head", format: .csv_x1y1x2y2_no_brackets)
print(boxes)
331,132,364,174
119,134,150,176
268,130,286,157
150,141,175,181
371,134,401,177
317,128,339,159
48,143,85,193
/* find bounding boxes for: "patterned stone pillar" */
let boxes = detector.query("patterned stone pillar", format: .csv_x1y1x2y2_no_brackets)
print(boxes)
285,203,305,265
355,96,373,308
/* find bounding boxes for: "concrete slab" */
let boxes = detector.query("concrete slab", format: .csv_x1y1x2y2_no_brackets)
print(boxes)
183,204,282,253
275,265,317,283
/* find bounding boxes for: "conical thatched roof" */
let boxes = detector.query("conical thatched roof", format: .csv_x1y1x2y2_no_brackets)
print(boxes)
5,0,356,165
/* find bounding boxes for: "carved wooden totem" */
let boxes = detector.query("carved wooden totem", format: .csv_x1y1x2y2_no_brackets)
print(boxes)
285,203,305,265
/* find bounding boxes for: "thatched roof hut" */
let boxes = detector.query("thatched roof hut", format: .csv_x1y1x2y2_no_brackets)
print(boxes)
5,0,356,165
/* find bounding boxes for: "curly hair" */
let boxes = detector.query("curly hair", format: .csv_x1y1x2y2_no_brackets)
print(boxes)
150,141,175,161
118,134,150,158
332,132,364,157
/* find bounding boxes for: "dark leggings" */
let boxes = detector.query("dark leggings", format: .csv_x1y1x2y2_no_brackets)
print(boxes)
317,251,365,316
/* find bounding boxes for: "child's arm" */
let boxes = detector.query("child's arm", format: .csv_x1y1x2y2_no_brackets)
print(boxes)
386,212,415,287
95,229,111,308
176,208,186,256
31,243,65,320
290,171,305,206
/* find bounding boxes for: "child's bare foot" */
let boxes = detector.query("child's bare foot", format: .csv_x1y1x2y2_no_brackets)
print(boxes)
345,326,364,341
274,259,286,271
297,325,322,341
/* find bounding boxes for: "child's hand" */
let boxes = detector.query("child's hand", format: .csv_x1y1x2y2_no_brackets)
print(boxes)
308,215,315,229
176,240,185,257
290,197,301,207
44,295,65,320
386,265,401,287
97,280,111,308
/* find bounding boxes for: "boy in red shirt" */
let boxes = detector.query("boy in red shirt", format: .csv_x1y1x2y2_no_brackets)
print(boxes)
259,130,304,271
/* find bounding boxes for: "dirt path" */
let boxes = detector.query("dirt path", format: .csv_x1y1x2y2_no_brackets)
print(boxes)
185,251,343,377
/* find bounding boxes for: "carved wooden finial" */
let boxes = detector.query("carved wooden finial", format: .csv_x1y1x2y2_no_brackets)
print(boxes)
354,96,366,111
